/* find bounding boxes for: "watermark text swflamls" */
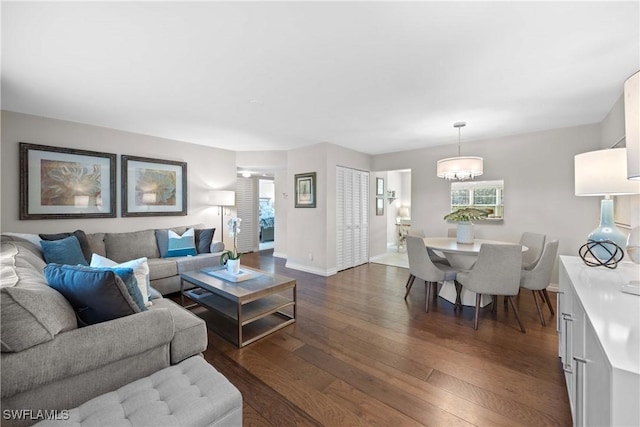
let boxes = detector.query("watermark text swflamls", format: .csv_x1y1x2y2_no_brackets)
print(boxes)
2,409,70,421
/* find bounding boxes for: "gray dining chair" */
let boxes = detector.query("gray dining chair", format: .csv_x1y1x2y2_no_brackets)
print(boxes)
520,240,559,326
405,235,460,312
520,232,546,270
403,229,450,293
456,244,525,332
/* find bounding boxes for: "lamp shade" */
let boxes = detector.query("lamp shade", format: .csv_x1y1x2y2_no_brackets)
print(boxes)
574,148,640,196
209,190,236,206
436,156,483,181
398,206,410,219
625,71,639,180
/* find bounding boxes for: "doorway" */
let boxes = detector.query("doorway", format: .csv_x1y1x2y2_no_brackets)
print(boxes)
258,178,275,251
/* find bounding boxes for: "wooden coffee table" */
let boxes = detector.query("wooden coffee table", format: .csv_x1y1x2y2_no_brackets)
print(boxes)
180,266,296,348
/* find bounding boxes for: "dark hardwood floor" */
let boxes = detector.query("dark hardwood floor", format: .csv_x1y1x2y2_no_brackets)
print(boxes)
193,250,571,426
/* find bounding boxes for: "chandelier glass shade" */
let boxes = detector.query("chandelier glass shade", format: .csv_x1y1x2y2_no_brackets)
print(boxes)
436,156,484,180
436,122,483,181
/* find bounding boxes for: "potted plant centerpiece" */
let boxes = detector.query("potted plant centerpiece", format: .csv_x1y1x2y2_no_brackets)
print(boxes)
444,207,489,244
220,217,242,274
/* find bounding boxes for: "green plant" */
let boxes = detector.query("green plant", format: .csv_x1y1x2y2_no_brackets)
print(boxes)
444,207,489,222
220,217,242,264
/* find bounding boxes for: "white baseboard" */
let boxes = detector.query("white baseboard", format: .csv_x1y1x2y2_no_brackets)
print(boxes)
272,252,287,259
547,283,559,292
285,261,337,277
369,253,388,262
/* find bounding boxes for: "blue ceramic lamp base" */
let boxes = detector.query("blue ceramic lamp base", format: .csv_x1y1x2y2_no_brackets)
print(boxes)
588,199,627,262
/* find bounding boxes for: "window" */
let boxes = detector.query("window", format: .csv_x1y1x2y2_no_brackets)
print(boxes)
450,180,504,220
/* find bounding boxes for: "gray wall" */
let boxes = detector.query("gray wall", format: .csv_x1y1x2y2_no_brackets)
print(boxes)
1,110,237,246
372,124,604,283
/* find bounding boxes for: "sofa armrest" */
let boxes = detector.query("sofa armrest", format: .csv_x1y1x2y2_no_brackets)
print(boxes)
210,239,224,253
1,309,174,398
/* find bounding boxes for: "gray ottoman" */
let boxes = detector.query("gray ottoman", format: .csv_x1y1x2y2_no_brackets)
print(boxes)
34,356,242,427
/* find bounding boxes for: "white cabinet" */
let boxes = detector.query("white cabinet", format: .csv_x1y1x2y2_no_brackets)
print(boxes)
558,256,640,426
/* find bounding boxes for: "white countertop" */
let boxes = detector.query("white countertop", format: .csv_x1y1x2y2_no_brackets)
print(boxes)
561,256,640,374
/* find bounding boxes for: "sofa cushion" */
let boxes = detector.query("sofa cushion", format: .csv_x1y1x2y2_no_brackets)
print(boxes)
147,258,178,281
86,232,106,257
175,253,223,274
104,230,160,262
40,236,89,266
40,230,92,264
44,264,144,325
149,299,207,363
195,228,215,253
33,356,242,427
91,254,151,306
1,241,77,353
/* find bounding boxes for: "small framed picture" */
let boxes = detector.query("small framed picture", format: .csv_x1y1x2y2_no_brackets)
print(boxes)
376,177,384,196
295,172,316,208
376,197,384,216
121,155,187,217
19,143,116,219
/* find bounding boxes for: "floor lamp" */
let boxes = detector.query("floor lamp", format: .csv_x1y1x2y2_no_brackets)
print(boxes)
209,190,236,241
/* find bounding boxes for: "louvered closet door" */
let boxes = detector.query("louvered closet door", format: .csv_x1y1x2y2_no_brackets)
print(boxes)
236,177,258,253
336,166,369,271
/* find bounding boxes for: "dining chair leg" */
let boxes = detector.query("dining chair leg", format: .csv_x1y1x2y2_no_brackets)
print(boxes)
542,289,555,315
507,296,526,333
425,281,432,313
404,275,416,300
532,290,546,326
474,293,481,330
454,281,462,310
433,282,439,302
491,295,498,313
405,274,414,288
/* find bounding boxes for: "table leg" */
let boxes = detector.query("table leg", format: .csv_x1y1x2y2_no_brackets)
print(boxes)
237,301,243,348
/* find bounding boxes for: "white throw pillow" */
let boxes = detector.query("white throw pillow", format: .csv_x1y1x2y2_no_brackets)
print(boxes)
90,254,151,307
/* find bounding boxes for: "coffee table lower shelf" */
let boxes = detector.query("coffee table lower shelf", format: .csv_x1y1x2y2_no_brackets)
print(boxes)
184,288,295,347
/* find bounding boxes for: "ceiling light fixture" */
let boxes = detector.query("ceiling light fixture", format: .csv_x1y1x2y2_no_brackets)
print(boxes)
436,122,483,181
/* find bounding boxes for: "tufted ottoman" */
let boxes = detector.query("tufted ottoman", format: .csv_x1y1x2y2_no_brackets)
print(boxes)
34,356,242,427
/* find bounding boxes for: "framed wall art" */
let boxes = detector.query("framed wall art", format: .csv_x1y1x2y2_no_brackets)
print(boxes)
376,177,384,196
294,172,316,208
19,142,116,220
376,197,384,216
121,155,187,217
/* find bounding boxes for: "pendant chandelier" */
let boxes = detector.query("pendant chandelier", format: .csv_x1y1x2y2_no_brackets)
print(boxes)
436,122,483,181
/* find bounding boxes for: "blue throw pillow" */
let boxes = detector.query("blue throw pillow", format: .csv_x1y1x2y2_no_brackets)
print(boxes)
166,228,197,257
44,264,146,325
40,236,89,266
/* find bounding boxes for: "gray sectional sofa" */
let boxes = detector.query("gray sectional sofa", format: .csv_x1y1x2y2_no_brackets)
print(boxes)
0,230,241,426
5,224,226,296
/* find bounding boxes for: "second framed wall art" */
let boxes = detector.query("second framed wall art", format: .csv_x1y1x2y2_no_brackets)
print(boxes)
121,155,187,217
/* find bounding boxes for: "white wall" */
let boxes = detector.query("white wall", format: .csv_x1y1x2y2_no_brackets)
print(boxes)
1,110,238,246
372,124,603,283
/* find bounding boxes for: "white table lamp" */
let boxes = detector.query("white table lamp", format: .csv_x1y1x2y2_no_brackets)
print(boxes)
575,148,640,262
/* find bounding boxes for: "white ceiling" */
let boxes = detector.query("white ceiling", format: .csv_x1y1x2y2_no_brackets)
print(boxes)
2,1,638,155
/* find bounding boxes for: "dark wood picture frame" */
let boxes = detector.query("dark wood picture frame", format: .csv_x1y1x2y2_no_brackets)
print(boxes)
294,172,316,208
376,177,384,196
19,142,116,220
121,155,187,217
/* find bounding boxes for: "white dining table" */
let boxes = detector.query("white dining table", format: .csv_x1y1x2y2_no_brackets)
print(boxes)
423,237,528,307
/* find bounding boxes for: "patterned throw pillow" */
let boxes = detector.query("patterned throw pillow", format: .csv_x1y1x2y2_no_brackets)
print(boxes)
166,228,197,257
